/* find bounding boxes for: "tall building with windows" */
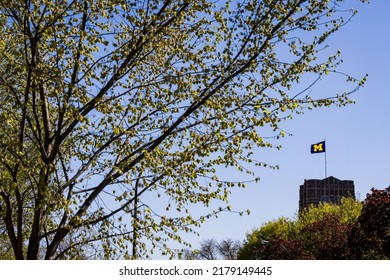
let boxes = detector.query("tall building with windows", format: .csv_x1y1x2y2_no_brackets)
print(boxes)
299,176,355,212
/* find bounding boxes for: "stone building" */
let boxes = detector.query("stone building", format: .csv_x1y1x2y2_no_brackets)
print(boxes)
299,176,355,211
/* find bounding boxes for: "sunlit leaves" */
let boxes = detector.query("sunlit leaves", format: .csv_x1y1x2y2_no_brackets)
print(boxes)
238,198,363,260
0,0,367,259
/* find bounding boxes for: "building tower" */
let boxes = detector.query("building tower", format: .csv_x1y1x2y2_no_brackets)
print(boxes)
299,176,355,212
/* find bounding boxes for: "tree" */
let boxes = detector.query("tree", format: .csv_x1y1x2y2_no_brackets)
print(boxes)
237,216,311,259
351,187,390,259
178,239,218,260
198,239,219,260
0,227,14,259
216,238,242,260
238,197,362,259
0,0,367,259
179,238,241,260
179,248,200,260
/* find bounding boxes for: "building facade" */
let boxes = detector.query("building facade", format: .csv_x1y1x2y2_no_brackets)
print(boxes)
299,176,355,211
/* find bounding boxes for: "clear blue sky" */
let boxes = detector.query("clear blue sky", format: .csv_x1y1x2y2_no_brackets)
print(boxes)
173,0,390,253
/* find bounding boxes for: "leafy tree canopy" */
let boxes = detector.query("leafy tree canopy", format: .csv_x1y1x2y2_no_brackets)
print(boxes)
0,0,366,259
351,187,390,259
238,197,363,259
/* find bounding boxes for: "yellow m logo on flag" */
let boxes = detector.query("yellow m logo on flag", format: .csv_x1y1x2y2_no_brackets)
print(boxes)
311,141,326,154
313,143,323,152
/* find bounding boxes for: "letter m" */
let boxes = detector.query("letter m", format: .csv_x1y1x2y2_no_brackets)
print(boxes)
311,141,325,153
313,143,323,152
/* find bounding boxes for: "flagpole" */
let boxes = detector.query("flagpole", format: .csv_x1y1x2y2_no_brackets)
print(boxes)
310,140,327,178
324,139,327,178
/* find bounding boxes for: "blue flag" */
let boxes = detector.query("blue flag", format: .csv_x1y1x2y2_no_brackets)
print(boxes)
311,141,326,154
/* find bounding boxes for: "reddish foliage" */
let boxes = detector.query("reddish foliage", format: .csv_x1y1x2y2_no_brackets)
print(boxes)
252,236,311,260
300,213,354,259
353,187,390,258
250,213,355,259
